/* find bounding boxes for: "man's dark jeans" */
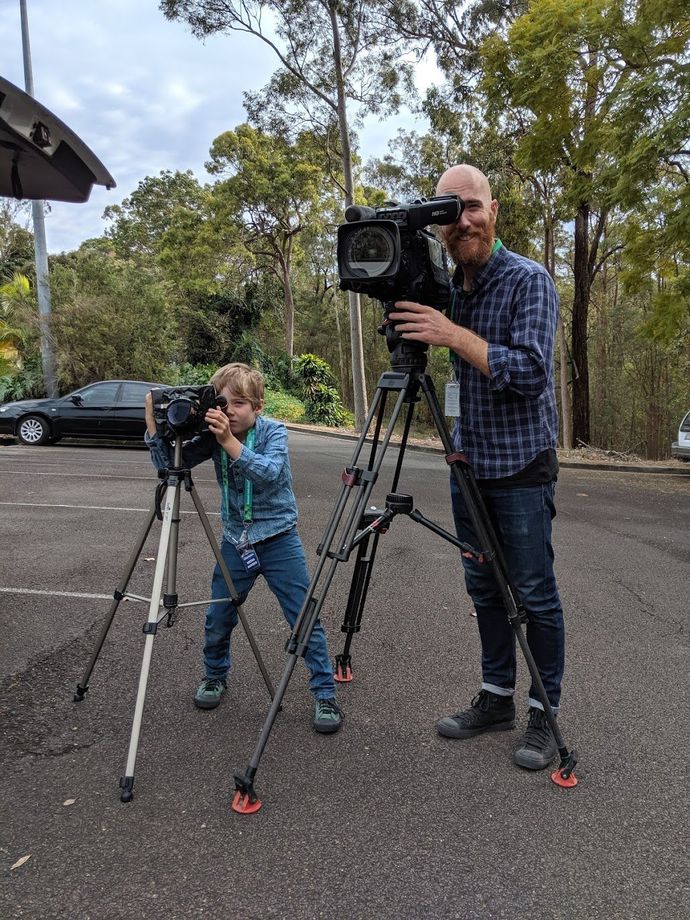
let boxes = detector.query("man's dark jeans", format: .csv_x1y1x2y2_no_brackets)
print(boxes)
450,476,565,710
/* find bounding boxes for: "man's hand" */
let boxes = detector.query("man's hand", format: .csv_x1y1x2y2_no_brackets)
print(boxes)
388,300,457,347
389,300,491,377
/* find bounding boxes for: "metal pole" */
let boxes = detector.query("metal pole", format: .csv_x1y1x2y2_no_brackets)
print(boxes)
19,0,58,397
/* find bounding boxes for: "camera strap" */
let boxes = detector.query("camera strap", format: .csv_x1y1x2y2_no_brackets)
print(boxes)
220,425,256,526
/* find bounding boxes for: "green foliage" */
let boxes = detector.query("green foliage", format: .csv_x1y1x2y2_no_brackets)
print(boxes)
0,354,44,401
163,362,219,386
293,353,350,426
49,251,177,390
0,203,34,282
263,388,306,423
103,170,206,260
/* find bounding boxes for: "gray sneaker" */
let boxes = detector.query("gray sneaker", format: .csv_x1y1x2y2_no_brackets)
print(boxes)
513,707,557,769
194,678,226,710
313,697,343,734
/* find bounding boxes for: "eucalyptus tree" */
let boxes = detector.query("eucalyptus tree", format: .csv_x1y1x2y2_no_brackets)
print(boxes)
478,0,690,443
160,0,418,428
387,0,690,445
103,169,207,261
206,124,330,358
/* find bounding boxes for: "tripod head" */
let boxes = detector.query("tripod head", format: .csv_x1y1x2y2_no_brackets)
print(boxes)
380,302,430,373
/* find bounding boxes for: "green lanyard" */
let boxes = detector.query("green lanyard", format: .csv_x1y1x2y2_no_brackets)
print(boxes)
221,425,255,525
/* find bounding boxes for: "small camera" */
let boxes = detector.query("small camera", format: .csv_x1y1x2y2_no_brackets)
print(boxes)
150,385,227,440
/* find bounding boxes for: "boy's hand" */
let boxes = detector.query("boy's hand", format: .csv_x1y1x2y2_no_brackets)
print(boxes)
205,407,242,459
144,391,157,437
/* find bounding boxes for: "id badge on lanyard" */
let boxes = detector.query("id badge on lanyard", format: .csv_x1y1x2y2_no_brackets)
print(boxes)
445,287,461,417
222,426,260,573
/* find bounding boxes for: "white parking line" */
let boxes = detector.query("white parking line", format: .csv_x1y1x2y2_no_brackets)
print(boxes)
0,501,220,514
0,587,113,600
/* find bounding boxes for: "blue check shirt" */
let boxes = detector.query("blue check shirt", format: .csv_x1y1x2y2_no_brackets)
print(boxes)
145,414,298,544
450,244,560,479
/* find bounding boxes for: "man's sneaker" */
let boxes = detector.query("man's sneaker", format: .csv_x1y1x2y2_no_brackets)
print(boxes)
513,706,557,770
313,697,343,734
436,689,516,739
194,678,226,710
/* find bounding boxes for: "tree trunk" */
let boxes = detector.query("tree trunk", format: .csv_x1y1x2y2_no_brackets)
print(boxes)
329,1,367,431
543,215,571,448
572,204,591,444
278,250,295,358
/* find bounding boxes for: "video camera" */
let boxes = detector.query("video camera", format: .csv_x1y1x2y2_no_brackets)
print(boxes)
150,385,227,440
336,194,462,313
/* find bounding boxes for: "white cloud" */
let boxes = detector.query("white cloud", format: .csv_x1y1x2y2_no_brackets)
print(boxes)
2,0,433,252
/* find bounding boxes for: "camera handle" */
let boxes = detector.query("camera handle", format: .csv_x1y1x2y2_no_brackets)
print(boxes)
73,438,275,803
231,366,577,815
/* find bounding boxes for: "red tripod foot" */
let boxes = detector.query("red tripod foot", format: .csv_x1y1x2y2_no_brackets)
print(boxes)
334,662,353,682
232,790,262,814
334,654,353,683
551,768,578,788
551,750,578,787
231,771,262,814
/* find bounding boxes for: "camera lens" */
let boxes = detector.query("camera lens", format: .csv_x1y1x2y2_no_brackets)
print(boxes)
345,226,396,277
166,397,199,433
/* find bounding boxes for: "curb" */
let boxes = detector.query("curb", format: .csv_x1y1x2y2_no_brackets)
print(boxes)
284,423,690,477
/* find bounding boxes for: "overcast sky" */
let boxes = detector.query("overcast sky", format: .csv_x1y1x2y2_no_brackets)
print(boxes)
1,0,430,254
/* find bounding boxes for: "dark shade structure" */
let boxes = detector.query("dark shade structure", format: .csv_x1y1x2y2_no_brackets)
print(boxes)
0,75,115,203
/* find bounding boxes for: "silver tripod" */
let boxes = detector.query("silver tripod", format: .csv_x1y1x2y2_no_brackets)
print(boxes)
73,438,274,802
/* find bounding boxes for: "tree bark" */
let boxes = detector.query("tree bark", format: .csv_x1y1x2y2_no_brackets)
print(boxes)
329,0,368,431
572,204,591,444
543,214,572,448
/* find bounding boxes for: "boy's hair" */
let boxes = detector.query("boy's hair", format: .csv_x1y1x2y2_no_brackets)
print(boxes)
210,363,265,408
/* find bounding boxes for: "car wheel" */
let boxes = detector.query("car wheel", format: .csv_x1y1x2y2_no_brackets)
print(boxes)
17,414,51,445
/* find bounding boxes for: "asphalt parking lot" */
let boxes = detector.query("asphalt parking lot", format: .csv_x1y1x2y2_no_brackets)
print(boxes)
1,435,689,920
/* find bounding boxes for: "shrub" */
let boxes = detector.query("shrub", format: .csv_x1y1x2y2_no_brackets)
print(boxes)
293,353,349,426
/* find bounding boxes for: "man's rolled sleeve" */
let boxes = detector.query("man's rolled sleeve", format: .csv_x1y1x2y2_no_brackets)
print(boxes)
488,272,556,398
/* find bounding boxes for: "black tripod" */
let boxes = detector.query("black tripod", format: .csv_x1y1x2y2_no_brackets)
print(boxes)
231,340,577,813
73,438,275,802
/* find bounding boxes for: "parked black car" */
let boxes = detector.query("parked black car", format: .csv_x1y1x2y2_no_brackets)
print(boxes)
0,380,166,445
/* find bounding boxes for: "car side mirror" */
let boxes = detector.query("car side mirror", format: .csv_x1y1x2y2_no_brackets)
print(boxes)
70,395,83,406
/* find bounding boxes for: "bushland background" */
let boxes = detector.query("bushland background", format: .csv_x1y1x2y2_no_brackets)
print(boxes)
2,1,689,459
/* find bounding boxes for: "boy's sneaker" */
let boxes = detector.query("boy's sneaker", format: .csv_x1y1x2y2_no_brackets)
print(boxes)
194,678,226,710
313,697,343,734
513,706,557,770
436,689,516,739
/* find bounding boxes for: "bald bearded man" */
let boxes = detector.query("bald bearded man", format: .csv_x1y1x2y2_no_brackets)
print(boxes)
389,165,566,772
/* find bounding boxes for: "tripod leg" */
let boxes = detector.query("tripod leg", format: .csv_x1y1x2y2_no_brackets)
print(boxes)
232,378,415,813
187,483,275,700
419,374,577,787
335,526,382,682
74,497,158,701
119,477,180,802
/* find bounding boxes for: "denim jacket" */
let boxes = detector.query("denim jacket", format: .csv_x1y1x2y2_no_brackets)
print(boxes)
145,415,298,544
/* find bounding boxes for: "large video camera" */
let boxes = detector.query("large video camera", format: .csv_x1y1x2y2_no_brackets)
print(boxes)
150,385,227,440
337,194,462,314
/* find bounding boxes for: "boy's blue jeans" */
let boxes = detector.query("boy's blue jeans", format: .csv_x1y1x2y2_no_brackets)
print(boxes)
450,477,565,710
203,526,336,700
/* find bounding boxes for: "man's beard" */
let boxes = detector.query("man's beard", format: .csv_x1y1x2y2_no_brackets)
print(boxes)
446,220,495,269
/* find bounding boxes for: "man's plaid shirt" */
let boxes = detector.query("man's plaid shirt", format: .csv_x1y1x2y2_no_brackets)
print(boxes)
450,244,560,480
